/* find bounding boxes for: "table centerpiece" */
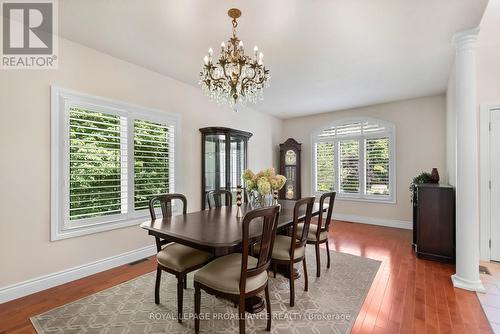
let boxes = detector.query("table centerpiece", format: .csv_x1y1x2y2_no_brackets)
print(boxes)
243,168,286,208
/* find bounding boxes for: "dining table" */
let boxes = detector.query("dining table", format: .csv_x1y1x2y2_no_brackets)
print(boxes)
140,199,327,313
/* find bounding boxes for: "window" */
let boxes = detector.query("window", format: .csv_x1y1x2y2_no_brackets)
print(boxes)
134,120,174,210
339,139,360,194
69,108,124,220
314,142,334,192
51,87,179,240
365,137,390,195
312,118,395,202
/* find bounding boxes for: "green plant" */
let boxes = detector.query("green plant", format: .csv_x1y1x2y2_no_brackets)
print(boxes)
412,172,433,185
409,172,433,195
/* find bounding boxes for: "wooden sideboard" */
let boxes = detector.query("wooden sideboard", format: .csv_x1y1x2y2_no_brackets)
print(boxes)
412,184,455,263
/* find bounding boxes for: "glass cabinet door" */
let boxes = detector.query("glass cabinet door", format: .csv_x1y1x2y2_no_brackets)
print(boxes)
229,136,246,197
204,134,226,193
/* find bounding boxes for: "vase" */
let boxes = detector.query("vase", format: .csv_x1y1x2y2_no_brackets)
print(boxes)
431,168,440,184
248,190,273,208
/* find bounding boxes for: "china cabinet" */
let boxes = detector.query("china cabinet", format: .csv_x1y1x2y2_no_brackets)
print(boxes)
200,127,252,209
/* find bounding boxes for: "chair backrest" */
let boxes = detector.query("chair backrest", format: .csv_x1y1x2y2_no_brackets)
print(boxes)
206,189,233,209
290,197,315,258
148,193,187,220
317,192,336,238
240,205,280,293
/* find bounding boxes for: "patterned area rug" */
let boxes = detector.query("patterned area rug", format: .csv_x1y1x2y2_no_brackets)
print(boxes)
31,249,380,334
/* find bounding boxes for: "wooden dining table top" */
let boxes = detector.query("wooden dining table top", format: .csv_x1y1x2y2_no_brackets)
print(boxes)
140,199,326,256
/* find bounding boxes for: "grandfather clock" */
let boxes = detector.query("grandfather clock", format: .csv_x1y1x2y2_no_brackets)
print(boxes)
279,138,301,200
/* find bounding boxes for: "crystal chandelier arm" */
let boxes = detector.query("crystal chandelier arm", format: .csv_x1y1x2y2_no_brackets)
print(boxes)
219,59,233,82
206,65,221,82
202,65,227,93
241,64,267,87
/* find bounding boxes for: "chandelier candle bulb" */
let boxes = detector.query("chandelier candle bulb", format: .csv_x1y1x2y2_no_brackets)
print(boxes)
203,55,209,65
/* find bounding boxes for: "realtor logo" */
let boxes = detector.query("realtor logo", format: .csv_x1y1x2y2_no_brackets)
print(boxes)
1,0,58,69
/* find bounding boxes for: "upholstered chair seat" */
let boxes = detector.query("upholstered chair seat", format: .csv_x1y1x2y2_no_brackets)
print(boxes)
296,223,329,242
157,244,213,272
194,253,268,294
254,235,305,261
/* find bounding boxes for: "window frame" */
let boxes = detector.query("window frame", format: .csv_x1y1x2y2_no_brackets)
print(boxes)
51,86,181,240
311,117,396,203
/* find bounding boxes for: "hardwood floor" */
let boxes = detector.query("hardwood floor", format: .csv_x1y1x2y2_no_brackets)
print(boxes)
332,222,491,334
0,221,492,333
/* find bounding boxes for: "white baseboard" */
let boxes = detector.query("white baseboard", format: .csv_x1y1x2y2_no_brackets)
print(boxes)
0,215,410,304
334,213,412,230
0,244,156,304
452,274,486,293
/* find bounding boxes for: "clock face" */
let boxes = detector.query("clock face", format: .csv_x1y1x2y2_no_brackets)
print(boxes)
285,150,296,165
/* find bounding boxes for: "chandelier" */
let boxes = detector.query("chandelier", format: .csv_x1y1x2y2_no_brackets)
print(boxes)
199,8,270,111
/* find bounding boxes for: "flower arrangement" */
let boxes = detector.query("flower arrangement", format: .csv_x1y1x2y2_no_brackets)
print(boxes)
242,168,286,207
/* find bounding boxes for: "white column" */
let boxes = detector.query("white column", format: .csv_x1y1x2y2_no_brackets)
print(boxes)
451,28,485,292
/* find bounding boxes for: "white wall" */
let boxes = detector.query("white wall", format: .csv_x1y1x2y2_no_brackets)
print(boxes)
281,95,447,224
477,0,500,261
477,44,500,104
446,67,457,186
477,0,500,106
0,38,283,287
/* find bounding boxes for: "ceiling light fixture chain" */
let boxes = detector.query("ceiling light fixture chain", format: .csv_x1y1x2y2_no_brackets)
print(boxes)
199,8,270,111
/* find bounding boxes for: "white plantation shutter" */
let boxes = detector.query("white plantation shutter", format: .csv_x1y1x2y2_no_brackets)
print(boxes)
339,139,359,194
314,142,334,192
312,118,394,202
365,137,390,195
68,108,127,220
362,121,385,134
336,122,362,137
134,119,175,210
52,87,180,240
69,113,177,218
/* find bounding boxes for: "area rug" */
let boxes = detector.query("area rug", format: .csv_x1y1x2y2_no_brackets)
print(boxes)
31,249,380,334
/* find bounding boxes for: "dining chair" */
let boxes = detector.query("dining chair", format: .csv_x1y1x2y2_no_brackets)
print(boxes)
296,192,336,277
194,206,281,334
206,189,233,209
149,194,213,323
256,196,315,307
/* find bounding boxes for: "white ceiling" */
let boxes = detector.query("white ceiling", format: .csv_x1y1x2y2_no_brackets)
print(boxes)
58,0,488,119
